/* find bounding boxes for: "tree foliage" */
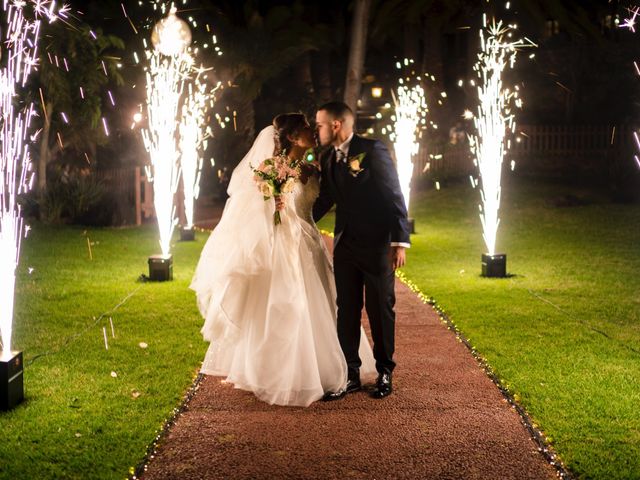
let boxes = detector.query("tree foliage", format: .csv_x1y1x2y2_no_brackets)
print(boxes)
34,21,124,190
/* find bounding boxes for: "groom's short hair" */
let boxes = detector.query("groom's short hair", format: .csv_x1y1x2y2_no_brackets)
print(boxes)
318,101,354,121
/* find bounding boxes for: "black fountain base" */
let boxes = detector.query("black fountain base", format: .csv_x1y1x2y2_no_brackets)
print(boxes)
408,218,415,234
1,350,24,411
148,254,173,281
179,227,195,241
481,253,506,278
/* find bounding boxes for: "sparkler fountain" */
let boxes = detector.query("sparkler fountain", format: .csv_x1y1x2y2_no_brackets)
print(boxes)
391,82,426,233
469,16,533,277
622,7,640,171
142,6,192,280
1,0,68,410
178,70,214,241
389,60,428,234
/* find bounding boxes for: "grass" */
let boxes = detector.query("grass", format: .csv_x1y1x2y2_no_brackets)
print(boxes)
320,177,640,479
0,225,207,479
2,176,639,479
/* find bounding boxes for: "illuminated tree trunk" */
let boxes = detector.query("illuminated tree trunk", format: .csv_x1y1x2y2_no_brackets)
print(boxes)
343,0,371,117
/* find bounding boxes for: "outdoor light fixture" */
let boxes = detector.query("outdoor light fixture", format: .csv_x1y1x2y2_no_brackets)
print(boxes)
1,351,24,411
148,254,173,281
481,253,506,278
371,86,383,98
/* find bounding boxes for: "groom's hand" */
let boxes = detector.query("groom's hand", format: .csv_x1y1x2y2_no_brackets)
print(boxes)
389,246,406,270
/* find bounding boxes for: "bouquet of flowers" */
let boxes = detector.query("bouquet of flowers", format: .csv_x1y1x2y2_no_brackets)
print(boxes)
252,152,301,225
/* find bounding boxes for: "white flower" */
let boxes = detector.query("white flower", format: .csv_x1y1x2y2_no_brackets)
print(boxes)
281,177,296,194
347,153,366,177
259,182,274,197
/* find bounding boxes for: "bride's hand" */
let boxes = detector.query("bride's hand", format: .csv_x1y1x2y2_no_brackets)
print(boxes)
274,195,285,211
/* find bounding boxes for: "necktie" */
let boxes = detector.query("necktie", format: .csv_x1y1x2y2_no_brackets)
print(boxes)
335,148,346,163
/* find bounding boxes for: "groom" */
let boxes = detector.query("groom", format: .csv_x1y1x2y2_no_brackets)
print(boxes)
313,101,411,399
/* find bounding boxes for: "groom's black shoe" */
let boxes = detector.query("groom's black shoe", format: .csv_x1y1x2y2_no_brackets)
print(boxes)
322,388,346,401
345,377,362,394
321,377,361,401
370,372,392,399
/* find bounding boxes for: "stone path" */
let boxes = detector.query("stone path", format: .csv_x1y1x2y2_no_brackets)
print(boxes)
140,206,556,479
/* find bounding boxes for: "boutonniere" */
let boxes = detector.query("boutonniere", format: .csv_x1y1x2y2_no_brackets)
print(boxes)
347,152,366,177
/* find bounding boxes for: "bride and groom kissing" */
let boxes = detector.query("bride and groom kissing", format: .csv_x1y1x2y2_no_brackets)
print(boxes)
191,101,411,407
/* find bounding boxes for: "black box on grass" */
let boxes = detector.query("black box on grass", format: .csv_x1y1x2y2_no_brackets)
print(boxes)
481,253,506,278
180,227,195,241
1,351,24,411
148,254,173,281
408,218,415,234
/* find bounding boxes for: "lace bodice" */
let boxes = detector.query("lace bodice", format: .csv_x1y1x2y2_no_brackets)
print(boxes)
293,173,320,224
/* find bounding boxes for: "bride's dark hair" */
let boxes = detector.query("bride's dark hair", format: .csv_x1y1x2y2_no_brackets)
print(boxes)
273,113,308,155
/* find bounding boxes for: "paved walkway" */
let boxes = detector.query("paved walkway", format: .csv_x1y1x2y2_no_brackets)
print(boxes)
141,199,556,479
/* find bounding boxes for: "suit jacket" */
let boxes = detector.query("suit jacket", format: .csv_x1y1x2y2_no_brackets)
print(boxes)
312,134,411,248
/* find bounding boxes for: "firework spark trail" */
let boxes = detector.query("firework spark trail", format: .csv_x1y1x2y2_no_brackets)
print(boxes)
622,6,640,32
469,17,533,256
1,0,65,357
141,49,192,256
179,69,217,229
391,82,426,212
622,6,640,171
137,4,221,242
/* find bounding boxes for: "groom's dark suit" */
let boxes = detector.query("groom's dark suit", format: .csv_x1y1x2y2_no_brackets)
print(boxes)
312,134,410,378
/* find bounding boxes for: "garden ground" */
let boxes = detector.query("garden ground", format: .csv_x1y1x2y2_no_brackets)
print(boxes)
1,177,638,479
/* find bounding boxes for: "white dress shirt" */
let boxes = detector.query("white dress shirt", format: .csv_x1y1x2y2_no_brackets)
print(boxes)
335,132,354,161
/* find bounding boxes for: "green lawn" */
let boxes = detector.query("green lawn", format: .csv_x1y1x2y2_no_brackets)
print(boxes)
1,177,639,479
0,225,207,479
320,177,640,480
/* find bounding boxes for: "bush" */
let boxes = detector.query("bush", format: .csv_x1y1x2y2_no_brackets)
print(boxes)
36,172,108,224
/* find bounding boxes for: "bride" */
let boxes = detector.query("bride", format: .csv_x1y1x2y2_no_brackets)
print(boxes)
190,113,374,407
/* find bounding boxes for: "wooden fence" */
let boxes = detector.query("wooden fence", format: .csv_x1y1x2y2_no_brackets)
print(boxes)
416,124,635,180
96,166,153,225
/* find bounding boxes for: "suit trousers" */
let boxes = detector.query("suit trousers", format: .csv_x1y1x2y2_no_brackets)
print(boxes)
333,235,396,378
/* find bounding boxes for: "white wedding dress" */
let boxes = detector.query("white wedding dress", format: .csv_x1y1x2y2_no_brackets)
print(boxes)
190,126,375,407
